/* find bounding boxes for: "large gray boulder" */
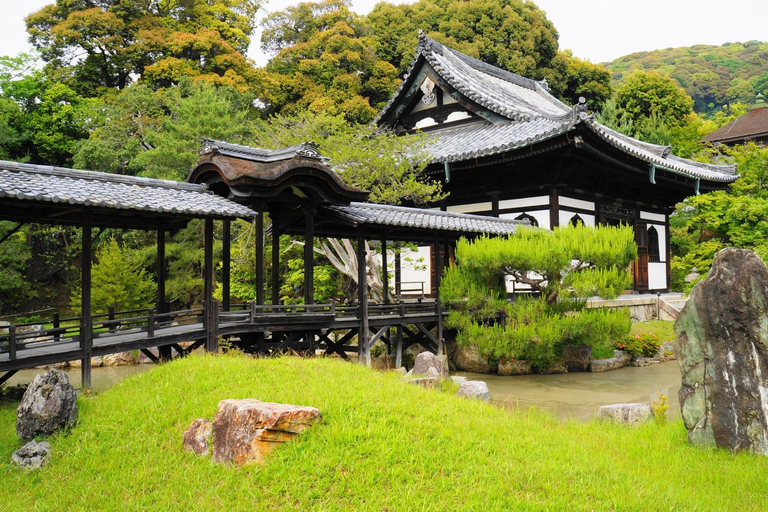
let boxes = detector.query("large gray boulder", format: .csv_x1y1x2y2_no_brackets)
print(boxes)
411,352,450,380
456,380,491,402
11,440,51,470
17,369,78,441
675,248,768,454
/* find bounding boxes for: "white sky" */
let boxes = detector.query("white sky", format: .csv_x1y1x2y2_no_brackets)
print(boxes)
2,0,766,66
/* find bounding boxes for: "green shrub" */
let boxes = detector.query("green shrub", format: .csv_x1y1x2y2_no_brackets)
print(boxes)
617,333,661,357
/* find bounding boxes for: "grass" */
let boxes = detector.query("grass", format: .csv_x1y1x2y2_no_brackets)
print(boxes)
1,354,767,511
630,320,676,342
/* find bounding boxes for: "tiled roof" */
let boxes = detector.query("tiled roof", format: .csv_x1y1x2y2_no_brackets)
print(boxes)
325,202,526,235
377,34,738,184
426,118,575,163
587,122,738,182
0,160,256,218
200,138,326,163
702,106,768,144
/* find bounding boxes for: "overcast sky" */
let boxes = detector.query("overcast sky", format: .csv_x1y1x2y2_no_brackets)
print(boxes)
2,0,766,66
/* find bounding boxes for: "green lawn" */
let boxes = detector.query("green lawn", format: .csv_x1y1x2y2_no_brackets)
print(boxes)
1,355,766,511
630,319,676,342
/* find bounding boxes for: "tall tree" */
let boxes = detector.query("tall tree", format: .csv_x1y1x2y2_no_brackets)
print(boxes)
614,71,694,128
261,1,398,123
26,0,262,95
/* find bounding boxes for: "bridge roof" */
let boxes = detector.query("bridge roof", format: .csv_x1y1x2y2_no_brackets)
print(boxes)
0,160,257,230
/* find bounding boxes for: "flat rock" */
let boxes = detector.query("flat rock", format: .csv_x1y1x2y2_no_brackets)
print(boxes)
212,399,321,466
17,369,78,441
183,418,213,456
537,361,568,374
405,376,441,390
597,403,653,425
11,440,51,470
590,357,623,372
676,248,768,454
102,351,138,366
411,352,450,380
456,381,491,402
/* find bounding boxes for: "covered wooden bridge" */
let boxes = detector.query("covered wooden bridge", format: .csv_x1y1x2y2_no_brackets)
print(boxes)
0,143,523,387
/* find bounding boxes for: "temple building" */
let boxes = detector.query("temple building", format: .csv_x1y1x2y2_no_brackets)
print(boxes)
376,34,739,294
703,96,768,147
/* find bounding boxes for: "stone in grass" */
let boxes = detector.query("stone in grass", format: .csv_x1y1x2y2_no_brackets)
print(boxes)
17,369,78,442
676,248,768,454
597,403,653,426
411,352,451,380
183,418,213,456
405,374,442,390
456,381,491,402
212,399,321,466
11,440,51,470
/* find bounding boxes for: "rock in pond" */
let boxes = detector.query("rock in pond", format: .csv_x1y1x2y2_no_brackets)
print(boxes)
183,418,213,456
212,399,321,466
17,369,78,442
456,381,491,402
452,344,493,374
411,352,450,380
497,359,533,376
596,403,653,425
563,345,592,372
676,248,768,454
11,440,51,470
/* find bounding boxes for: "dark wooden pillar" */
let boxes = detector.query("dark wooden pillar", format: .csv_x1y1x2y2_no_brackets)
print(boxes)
203,218,217,352
394,251,401,299
271,210,281,306
157,225,172,361
433,233,443,356
381,238,389,305
255,212,265,306
357,234,370,366
549,187,560,228
81,210,93,389
303,208,316,305
222,219,231,311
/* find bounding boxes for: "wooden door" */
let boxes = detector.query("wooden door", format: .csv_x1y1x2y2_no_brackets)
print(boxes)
634,221,649,291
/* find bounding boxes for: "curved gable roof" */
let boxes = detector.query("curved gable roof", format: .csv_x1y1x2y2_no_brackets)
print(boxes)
376,34,738,185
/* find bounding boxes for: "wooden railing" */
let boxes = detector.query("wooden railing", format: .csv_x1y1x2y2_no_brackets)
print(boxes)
1,299,444,363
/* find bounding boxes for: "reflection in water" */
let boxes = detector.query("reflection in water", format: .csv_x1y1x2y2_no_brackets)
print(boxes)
6,365,153,393
6,360,682,422
459,361,682,422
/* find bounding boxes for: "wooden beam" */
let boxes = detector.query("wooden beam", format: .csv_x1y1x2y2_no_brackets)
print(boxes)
157,226,172,361
357,233,370,366
81,210,93,390
255,212,265,305
0,222,24,246
381,238,389,305
222,219,231,311
271,210,281,305
304,208,316,305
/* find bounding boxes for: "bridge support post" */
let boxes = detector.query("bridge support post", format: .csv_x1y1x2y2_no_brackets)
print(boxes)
433,234,444,356
357,233,370,366
157,225,172,361
223,219,231,312
81,209,93,390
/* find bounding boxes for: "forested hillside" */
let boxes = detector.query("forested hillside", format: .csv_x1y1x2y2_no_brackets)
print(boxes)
606,41,768,115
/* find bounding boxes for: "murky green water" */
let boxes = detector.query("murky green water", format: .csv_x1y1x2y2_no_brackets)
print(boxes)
6,359,682,422
460,360,682,421
5,365,153,393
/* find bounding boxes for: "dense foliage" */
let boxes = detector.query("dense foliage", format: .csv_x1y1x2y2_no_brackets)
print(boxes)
606,41,768,115
441,225,636,370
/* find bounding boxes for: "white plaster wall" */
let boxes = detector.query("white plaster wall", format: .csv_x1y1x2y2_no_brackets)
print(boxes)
498,196,549,209
446,202,493,214
559,196,595,211
650,223,667,261
648,262,667,290
640,211,666,223
559,211,595,226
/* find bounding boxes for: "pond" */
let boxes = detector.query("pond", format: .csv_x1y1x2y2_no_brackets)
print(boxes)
5,359,682,422
460,360,682,421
